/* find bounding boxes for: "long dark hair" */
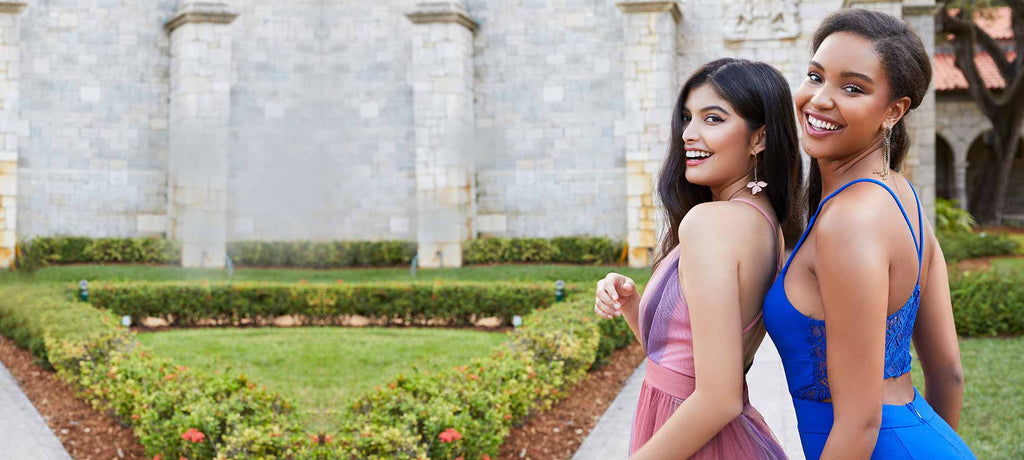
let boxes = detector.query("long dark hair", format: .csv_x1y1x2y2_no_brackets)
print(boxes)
806,9,932,217
653,58,802,269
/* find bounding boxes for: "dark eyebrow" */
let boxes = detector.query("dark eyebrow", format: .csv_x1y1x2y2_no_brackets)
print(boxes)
810,60,874,84
700,105,730,115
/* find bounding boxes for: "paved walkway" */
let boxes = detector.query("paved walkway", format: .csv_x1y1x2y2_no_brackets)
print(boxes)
0,360,72,460
573,336,804,459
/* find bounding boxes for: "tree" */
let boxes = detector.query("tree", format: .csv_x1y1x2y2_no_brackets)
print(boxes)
936,1,1024,224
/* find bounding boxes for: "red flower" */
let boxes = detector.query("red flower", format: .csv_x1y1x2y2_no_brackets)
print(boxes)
467,373,479,381
455,457,464,460
181,428,205,443
503,414,512,420
336,279,344,284
131,414,140,420
438,428,462,443
483,455,492,460
300,279,308,284
152,455,163,460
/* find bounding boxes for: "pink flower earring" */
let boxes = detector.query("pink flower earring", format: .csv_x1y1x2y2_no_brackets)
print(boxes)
747,154,767,195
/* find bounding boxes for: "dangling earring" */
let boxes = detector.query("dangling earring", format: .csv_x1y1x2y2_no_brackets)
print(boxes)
875,125,892,180
746,153,767,195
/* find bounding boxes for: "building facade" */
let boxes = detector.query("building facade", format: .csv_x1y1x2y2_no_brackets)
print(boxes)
0,0,1018,269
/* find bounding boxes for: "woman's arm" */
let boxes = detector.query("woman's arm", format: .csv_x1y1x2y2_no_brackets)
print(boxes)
595,273,642,343
814,197,889,459
913,234,964,429
631,204,753,459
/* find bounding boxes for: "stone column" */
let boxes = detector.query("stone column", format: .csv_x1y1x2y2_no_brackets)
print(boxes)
0,2,25,269
903,0,939,224
617,1,680,268
406,1,477,268
165,1,237,268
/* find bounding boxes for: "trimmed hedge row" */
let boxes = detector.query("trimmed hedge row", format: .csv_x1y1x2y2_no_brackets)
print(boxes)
950,267,1024,336
334,294,634,459
0,284,312,459
18,237,180,271
227,240,416,268
463,237,623,265
89,281,563,327
938,231,1021,262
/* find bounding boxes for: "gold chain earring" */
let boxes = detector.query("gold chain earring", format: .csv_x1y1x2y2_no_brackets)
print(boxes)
875,126,892,180
746,154,767,195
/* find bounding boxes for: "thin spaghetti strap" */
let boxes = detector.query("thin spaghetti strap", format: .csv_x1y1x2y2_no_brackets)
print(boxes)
904,177,924,280
742,311,763,335
732,199,778,242
781,178,921,276
732,199,783,273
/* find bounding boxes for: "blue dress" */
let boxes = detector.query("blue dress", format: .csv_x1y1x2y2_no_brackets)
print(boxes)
763,178,975,459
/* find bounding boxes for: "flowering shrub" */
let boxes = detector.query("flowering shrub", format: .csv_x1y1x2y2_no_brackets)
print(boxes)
88,281,561,327
0,285,309,459
335,294,634,458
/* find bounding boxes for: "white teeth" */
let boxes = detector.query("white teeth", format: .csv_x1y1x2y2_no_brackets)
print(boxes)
808,115,840,131
685,150,712,159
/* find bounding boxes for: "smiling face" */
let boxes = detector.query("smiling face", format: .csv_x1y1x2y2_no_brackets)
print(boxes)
681,84,762,188
794,31,903,161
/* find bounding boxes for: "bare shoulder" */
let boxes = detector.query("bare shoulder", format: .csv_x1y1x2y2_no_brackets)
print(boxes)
813,182,893,256
678,201,772,257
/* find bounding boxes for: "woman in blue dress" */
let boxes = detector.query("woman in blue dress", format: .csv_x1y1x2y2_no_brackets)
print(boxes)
763,9,976,459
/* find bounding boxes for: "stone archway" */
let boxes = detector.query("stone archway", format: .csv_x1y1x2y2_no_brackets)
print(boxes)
965,133,1024,218
936,134,955,200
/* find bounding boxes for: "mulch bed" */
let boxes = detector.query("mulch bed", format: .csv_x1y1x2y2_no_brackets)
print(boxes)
0,334,147,460
499,342,645,460
955,253,1024,272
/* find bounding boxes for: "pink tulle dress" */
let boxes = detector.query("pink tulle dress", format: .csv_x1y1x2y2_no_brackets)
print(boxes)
630,199,787,459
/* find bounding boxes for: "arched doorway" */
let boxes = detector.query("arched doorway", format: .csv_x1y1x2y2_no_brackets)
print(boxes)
966,132,1024,220
935,135,955,200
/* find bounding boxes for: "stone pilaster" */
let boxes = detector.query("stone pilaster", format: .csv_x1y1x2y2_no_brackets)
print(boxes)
165,1,237,268
0,2,25,269
903,0,939,224
617,1,680,267
407,1,477,268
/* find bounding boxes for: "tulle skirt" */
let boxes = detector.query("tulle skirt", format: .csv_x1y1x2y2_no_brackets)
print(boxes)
630,358,787,459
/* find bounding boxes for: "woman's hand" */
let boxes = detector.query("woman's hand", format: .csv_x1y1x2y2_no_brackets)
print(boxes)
594,273,640,320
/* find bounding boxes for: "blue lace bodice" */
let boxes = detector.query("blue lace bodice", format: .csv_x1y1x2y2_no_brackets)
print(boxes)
763,178,923,402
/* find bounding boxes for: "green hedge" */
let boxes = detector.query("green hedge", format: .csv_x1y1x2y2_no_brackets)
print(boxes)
89,281,561,327
0,284,313,459
227,241,415,268
950,267,1024,336
334,294,634,459
463,236,623,265
18,237,180,271
938,231,1022,262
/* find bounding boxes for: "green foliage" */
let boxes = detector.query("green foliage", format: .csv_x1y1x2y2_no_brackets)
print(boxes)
89,281,561,327
463,236,623,265
18,237,180,272
950,266,1024,336
938,231,1022,261
227,241,416,268
335,295,634,459
0,284,309,459
936,198,977,234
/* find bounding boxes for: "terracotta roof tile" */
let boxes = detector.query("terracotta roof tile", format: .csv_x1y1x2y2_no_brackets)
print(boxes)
934,51,1016,91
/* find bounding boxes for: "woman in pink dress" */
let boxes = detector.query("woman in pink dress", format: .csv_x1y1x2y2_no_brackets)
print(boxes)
594,58,800,459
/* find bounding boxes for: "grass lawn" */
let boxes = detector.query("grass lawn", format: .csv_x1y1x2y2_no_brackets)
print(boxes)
1,264,654,287
137,327,509,430
990,257,1024,271
911,337,1024,458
